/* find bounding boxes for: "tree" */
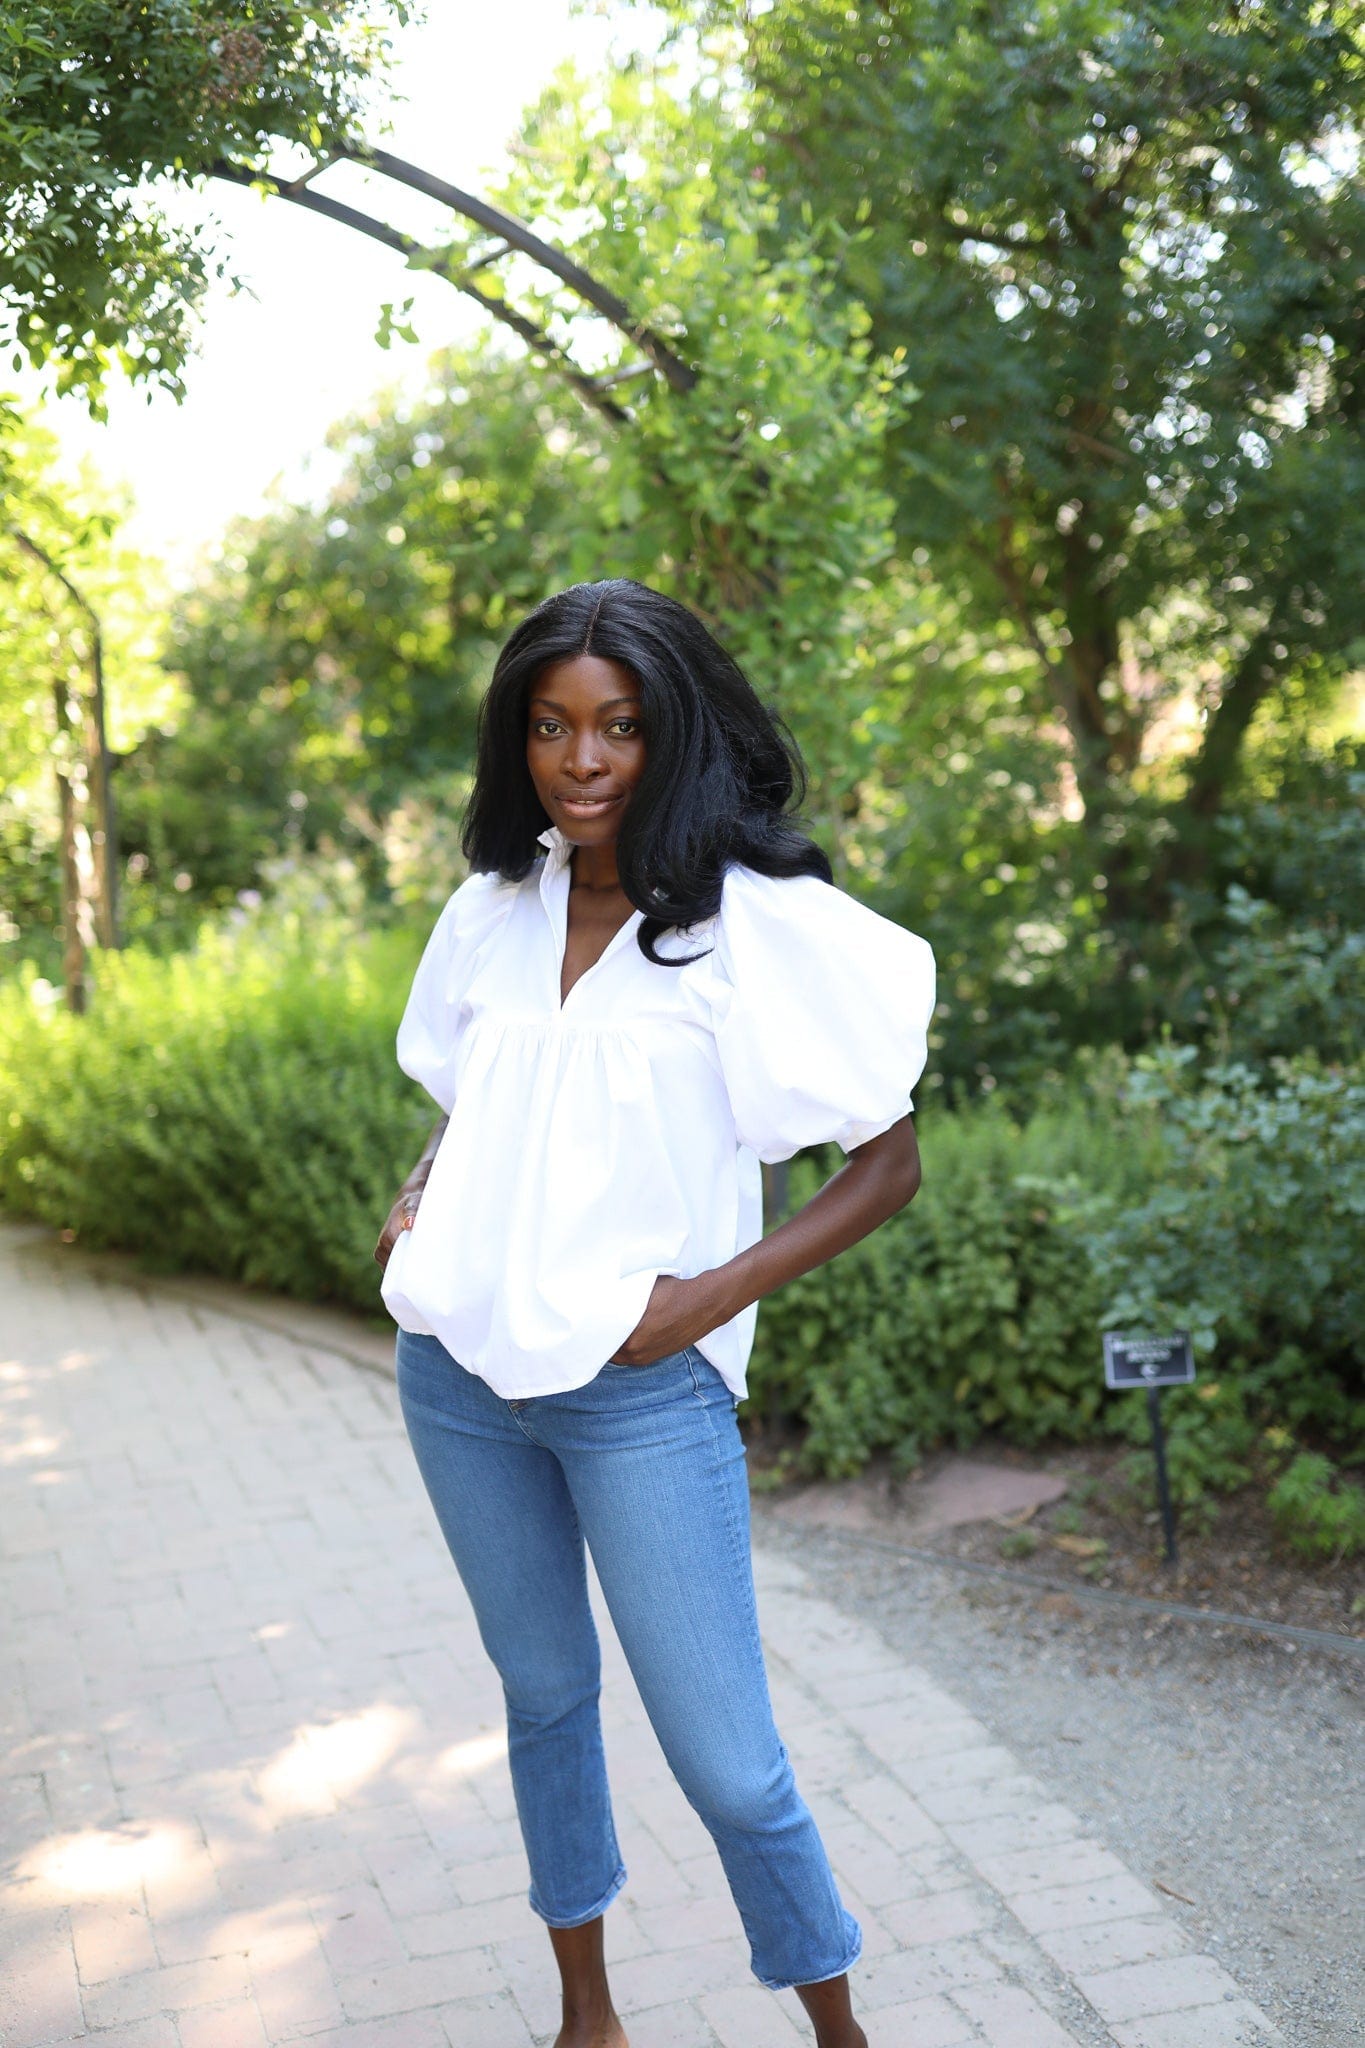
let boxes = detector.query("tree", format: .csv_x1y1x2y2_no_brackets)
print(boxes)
663,0,1365,904
0,408,165,995
2,2,702,430
462,60,909,851
0,1,410,405
116,345,605,926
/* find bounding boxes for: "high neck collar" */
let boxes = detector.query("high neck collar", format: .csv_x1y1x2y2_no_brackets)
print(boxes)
536,824,574,878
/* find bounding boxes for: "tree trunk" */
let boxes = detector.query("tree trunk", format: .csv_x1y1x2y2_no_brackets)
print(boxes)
7,526,121,952
1185,629,1283,822
81,617,120,947
52,678,92,1014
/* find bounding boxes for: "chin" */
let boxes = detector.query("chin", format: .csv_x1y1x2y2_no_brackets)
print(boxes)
561,822,622,848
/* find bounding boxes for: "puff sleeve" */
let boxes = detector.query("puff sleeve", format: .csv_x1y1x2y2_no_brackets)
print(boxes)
395,871,518,1113
712,866,936,1163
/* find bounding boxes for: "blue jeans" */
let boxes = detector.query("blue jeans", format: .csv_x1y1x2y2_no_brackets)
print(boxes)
395,1327,862,1992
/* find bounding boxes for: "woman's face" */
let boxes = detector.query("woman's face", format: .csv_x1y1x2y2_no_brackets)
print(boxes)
526,654,646,851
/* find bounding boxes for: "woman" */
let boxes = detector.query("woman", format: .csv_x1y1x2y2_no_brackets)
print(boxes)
375,579,935,2048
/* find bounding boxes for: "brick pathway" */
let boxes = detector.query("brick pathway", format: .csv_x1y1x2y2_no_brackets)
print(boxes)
0,1224,1283,2048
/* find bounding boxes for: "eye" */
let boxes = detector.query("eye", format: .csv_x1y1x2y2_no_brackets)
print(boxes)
608,718,640,736
531,718,564,737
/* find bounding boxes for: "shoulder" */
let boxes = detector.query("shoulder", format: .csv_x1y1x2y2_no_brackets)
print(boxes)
426,867,522,952
716,862,830,938
718,862,934,974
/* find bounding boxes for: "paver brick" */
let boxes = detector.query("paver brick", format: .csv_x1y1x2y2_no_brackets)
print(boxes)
839,1772,945,1852
399,1892,533,1958
1077,1953,1252,2024
942,1802,1085,1861
854,1934,1003,2010
1109,2006,1283,2048
916,1771,1050,1824
449,1848,527,1908
1038,1914,1190,1977
338,1949,505,2023
310,1885,407,1973
975,1838,1130,1898
613,1999,722,2047
700,1983,806,2045
612,1934,752,2014
0,1941,83,2048
174,1996,272,2046
860,1992,976,2045
70,2019,181,2048
249,1938,346,2038
876,1887,990,1949
69,1900,160,1983
818,1816,939,1909
1010,1872,1165,1936
304,2009,451,2048
628,1892,741,1956
951,1979,1083,2046
439,1991,537,2047
80,1953,254,2032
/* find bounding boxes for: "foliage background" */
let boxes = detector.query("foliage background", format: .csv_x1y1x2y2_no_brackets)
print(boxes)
1,0,1362,1546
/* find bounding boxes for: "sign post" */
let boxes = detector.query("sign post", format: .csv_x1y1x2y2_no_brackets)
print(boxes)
1103,1333,1196,1567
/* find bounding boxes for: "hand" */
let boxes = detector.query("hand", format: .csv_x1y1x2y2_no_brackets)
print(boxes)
373,1181,424,1270
609,1272,734,1367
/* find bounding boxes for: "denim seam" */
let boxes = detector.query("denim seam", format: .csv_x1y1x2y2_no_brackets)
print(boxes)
686,1351,764,1668
753,1921,864,1994
503,1397,544,1445
528,1858,628,1929
685,1347,859,1991
550,1451,627,1922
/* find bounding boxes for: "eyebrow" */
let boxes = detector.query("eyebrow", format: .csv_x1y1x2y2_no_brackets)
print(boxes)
529,696,639,713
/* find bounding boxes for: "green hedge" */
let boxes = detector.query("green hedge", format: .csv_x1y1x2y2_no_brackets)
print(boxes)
3,935,1361,1513
746,1091,1158,1476
0,922,431,1312
747,1050,1365,1499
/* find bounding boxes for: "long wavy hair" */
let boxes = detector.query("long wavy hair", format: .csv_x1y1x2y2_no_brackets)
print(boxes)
461,578,831,964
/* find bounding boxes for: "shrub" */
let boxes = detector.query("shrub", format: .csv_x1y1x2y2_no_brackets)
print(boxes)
0,910,434,1315
748,1051,1365,1496
746,1096,1134,1475
1089,1047,1365,1432
1268,1452,1365,1562
5,916,1361,1518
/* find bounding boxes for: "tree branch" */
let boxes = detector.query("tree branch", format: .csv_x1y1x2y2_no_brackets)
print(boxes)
1185,627,1285,817
350,148,699,395
6,523,96,624
210,161,634,428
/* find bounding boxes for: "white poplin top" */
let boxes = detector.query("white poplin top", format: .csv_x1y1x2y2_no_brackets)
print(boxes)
380,826,935,1400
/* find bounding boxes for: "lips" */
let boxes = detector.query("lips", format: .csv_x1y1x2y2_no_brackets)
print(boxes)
554,793,622,815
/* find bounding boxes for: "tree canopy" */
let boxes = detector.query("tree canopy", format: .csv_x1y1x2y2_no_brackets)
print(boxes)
657,0,1365,881
1,1,408,404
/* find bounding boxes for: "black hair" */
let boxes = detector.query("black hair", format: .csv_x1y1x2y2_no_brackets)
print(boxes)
461,577,832,965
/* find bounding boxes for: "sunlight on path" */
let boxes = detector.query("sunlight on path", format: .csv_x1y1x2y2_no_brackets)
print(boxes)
0,1224,1282,2047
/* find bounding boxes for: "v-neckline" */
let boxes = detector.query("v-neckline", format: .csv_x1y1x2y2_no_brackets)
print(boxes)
537,829,642,1013
557,901,642,1010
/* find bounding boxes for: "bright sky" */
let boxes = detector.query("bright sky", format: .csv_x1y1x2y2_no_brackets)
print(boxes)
28,2,625,578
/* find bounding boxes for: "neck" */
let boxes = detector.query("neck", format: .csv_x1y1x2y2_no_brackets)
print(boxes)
569,840,623,892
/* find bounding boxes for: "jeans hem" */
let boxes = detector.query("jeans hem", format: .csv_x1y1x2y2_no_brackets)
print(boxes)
752,1920,863,1994
528,1862,627,1930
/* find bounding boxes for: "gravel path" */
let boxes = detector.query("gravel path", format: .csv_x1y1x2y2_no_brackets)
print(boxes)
754,1508,1365,2047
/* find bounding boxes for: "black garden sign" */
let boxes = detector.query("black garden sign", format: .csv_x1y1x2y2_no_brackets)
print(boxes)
1102,1331,1196,1563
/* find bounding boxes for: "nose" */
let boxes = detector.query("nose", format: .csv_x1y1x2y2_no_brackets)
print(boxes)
563,730,606,781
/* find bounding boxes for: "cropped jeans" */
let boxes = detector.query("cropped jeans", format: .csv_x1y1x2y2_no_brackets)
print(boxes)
395,1327,861,1992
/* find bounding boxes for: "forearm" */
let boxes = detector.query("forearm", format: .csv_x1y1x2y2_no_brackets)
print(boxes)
704,1116,921,1326
404,1114,448,1192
